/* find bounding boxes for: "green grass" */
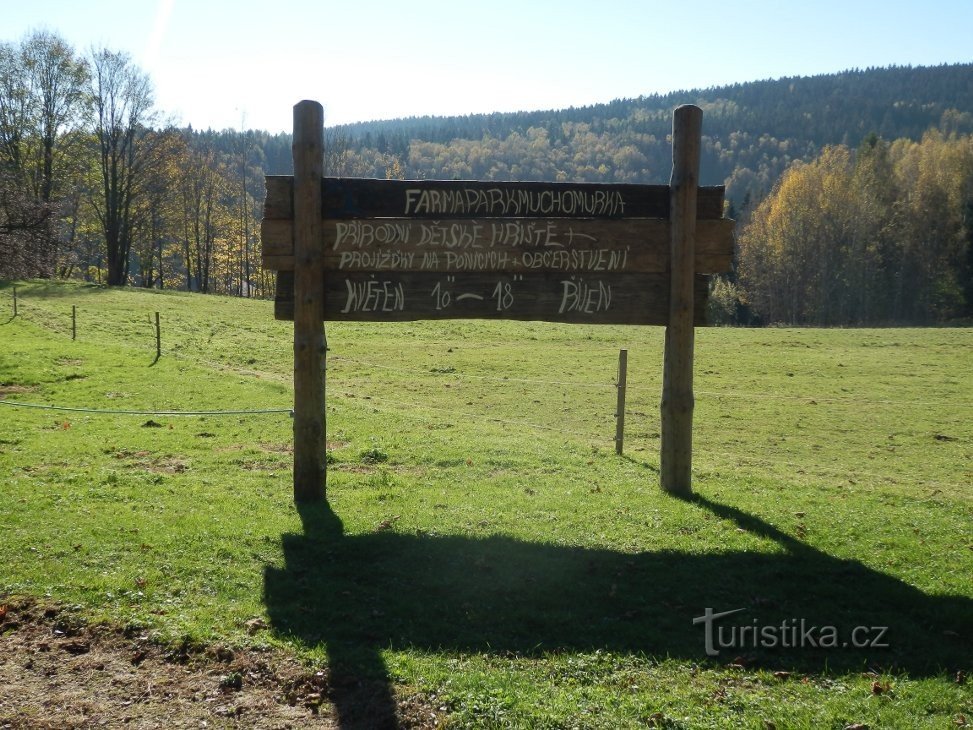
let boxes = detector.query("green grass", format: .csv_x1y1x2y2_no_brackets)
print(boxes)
1,279,971,728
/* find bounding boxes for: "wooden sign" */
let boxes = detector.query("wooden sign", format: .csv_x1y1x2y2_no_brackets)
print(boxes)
272,270,711,325
267,101,734,503
262,179,733,325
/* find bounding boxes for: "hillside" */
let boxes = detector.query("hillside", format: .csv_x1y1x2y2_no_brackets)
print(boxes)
2,280,972,726
4,42,971,317
257,64,973,208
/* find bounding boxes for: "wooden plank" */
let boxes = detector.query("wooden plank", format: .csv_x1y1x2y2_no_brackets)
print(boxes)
274,270,711,326
260,219,293,256
263,176,293,220
263,176,727,220
262,217,734,274
661,104,702,497
275,270,294,320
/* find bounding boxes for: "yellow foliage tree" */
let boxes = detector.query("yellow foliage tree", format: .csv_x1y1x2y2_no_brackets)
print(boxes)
739,132,973,324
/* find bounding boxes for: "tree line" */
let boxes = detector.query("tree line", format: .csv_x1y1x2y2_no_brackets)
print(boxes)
325,64,973,206
316,65,973,325
0,31,270,297
731,130,973,325
2,31,971,324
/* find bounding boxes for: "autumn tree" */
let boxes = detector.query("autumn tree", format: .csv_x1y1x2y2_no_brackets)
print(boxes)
127,128,187,288
90,48,156,286
60,151,106,283
0,30,89,277
235,128,254,296
890,131,973,319
739,132,973,324
175,139,239,294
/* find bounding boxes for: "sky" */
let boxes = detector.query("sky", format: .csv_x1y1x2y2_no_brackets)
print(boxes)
4,0,973,133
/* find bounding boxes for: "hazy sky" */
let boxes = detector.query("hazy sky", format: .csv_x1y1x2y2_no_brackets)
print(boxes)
5,0,972,133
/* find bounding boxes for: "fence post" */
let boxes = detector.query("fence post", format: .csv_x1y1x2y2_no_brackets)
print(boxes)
12,285,17,318
155,311,161,360
72,305,77,340
615,348,628,455
661,105,702,496
291,100,326,503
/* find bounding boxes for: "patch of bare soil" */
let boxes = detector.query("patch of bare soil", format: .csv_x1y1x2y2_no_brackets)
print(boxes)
0,597,442,729
0,385,36,399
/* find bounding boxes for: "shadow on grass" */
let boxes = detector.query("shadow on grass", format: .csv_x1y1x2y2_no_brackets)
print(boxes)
264,496,972,729
619,453,660,472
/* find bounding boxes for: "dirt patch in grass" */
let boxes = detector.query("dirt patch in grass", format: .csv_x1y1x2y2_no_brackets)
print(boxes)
110,449,190,475
259,442,294,454
0,384,36,399
0,597,441,729
146,457,190,474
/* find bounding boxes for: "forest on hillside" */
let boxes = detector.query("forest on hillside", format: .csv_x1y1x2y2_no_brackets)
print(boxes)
1,29,971,324
304,64,973,205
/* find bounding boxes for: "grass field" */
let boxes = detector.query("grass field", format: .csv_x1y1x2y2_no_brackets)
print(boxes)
1,279,971,728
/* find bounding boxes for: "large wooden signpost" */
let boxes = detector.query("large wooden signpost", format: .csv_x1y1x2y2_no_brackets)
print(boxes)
263,101,733,502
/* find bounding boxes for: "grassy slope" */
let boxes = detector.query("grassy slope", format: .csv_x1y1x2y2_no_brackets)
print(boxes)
1,280,971,728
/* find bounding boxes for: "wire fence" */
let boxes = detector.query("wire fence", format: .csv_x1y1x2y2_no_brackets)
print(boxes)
3,284,971,491
8,286,970,409
332,355,618,390
0,400,292,417
3,289,625,440
352,392,610,441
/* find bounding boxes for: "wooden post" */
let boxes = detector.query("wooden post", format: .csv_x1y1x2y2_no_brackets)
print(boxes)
615,348,628,455
72,305,77,340
154,311,161,359
661,105,702,496
291,100,326,503
12,285,17,317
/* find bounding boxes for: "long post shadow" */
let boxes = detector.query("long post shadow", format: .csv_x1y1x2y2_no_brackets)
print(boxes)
264,495,972,728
